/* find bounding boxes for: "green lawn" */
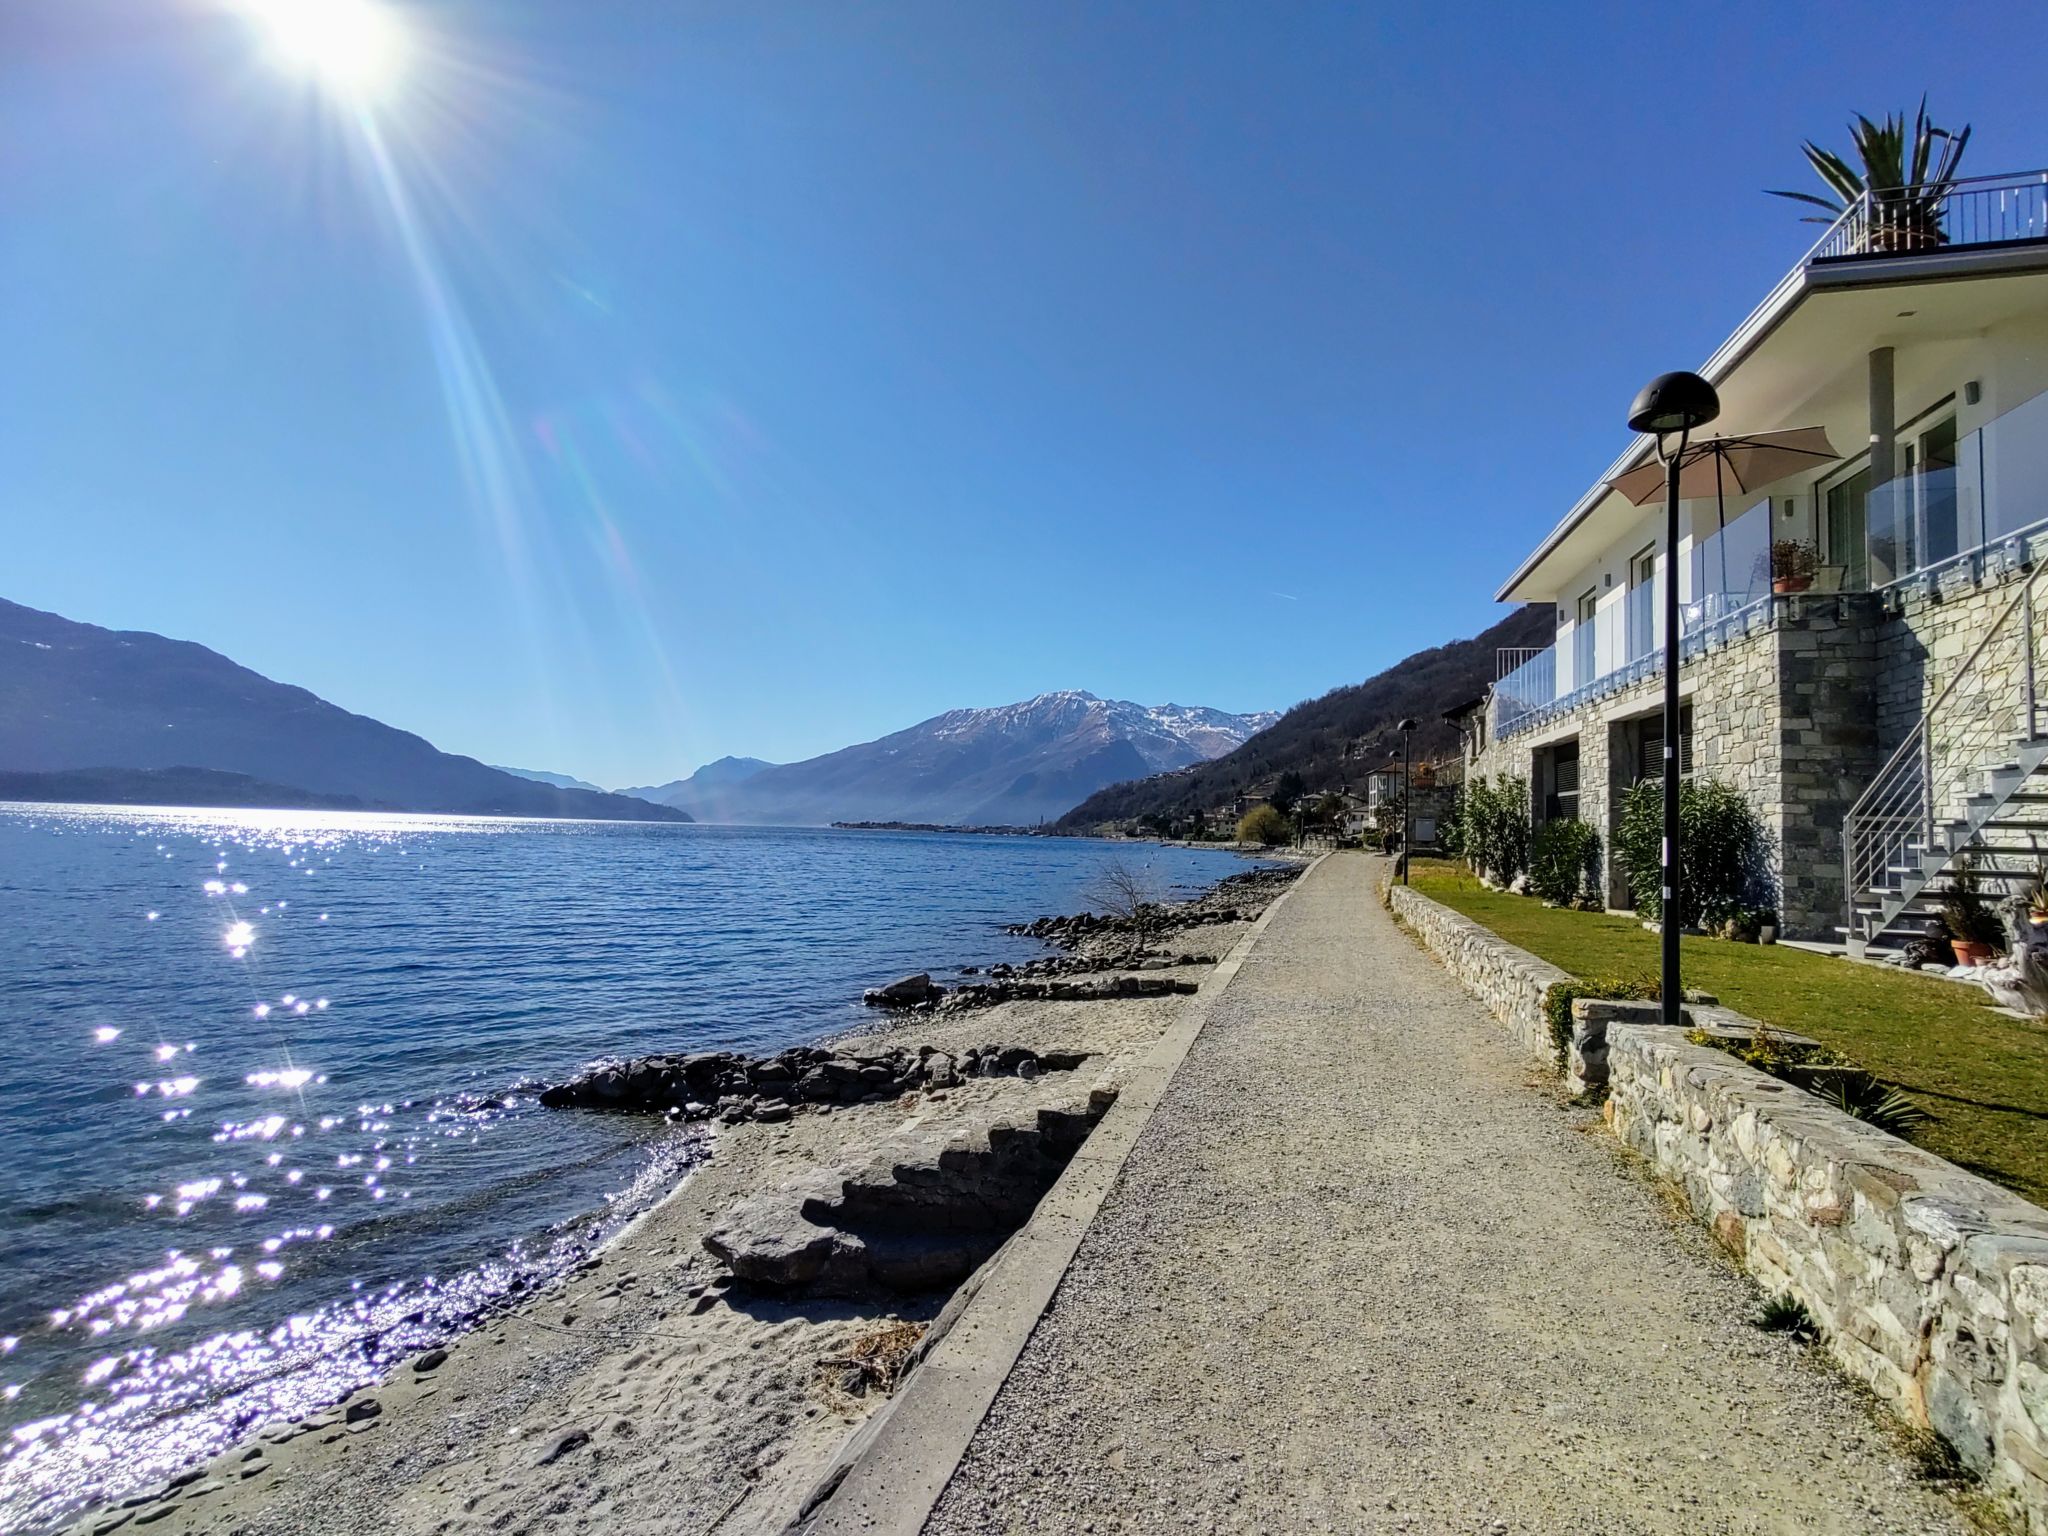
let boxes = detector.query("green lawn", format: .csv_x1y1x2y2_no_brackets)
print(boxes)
1407,858,2048,1207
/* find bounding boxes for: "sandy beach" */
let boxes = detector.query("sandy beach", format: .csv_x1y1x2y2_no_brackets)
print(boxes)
67,859,1300,1536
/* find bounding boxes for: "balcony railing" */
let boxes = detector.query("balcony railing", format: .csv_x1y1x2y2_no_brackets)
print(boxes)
1809,170,2048,262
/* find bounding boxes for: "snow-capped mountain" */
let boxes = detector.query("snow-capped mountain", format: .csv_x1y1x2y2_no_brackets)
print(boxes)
649,692,1276,827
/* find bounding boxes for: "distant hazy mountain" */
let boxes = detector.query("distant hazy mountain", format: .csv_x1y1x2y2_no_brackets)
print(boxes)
0,599,691,822
617,755,775,807
493,765,604,794
648,694,1277,826
0,766,368,811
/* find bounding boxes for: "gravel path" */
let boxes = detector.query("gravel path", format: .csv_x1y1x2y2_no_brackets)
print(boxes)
924,852,1973,1536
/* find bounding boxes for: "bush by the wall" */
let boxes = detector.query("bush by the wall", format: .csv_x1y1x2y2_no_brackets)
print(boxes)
1438,782,1466,858
1615,777,1772,927
1528,818,1600,906
1464,774,1531,886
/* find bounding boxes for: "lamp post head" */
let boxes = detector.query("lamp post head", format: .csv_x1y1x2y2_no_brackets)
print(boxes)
1627,371,1720,436
1396,717,1417,733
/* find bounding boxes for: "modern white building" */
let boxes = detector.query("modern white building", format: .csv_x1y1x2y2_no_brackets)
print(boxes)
1470,170,2048,946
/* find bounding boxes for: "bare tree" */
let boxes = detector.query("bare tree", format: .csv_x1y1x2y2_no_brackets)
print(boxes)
1088,858,1168,958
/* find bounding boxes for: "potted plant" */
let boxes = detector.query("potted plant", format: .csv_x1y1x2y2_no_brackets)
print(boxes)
1767,100,1971,255
1770,539,1820,594
1755,908,1779,945
1941,855,2005,966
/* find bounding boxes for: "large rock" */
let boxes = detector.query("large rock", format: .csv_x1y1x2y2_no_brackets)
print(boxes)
538,1043,1085,1117
862,972,945,1009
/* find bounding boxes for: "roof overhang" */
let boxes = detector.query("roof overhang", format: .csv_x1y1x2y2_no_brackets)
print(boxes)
1495,240,2048,604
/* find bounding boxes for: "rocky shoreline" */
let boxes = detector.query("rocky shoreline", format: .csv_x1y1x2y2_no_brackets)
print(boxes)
58,855,1301,1536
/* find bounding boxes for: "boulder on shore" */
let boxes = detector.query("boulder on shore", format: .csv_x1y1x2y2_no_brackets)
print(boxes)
536,1043,1088,1119
862,972,945,1009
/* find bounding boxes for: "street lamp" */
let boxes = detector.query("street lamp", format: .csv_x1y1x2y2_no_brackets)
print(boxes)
1396,717,1418,883
1627,371,1721,1026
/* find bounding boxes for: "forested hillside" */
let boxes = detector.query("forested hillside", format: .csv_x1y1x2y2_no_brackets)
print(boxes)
1051,605,1550,831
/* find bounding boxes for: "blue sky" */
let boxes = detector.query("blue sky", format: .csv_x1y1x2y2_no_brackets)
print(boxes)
5,1,2044,787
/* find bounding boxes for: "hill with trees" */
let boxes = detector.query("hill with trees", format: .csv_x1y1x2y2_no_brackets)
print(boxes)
1051,605,1550,832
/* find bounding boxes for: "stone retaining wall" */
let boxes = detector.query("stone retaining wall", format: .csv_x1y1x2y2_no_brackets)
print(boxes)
1390,878,2048,1532
1384,882,1566,1063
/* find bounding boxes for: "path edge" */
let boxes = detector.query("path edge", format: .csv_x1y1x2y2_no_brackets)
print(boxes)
784,853,1330,1535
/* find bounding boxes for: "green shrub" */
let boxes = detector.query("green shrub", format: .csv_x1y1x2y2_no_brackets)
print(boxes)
1527,818,1600,906
1615,777,1773,927
1541,972,1659,1061
1438,782,1466,858
1464,774,1531,887
1753,1294,1818,1340
1236,804,1290,845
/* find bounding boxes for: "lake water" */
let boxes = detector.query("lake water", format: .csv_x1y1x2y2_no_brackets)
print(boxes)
0,806,1256,1529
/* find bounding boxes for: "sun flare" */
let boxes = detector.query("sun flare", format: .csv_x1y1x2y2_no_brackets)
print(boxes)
237,0,407,98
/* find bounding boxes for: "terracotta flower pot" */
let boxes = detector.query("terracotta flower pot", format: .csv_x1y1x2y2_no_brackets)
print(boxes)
1951,939,1994,967
1772,576,1814,595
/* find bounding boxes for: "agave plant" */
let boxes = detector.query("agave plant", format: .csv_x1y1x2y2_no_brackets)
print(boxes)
1768,99,1972,252
1821,1078,1932,1139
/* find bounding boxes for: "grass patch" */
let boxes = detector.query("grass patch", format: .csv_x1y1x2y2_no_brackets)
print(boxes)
1408,859,2048,1205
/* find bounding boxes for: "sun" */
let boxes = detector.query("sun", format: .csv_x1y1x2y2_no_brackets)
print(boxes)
237,0,408,99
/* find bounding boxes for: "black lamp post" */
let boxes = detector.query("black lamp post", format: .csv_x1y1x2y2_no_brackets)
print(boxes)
1396,717,1418,883
1626,371,1721,1026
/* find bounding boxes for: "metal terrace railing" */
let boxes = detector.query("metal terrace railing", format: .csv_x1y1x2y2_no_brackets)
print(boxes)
1809,170,2048,262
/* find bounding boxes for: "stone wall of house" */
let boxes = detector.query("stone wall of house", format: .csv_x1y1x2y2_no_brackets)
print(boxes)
1384,882,1565,1062
1391,877,2048,1531
1876,540,2048,771
1473,597,1883,940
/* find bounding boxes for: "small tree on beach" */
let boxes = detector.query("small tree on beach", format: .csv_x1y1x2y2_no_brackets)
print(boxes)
1088,858,1168,956
1237,804,1290,846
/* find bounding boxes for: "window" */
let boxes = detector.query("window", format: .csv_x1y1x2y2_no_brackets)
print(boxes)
1626,546,1657,661
1822,399,1961,588
1546,740,1581,822
1574,589,1597,684
1635,706,1693,781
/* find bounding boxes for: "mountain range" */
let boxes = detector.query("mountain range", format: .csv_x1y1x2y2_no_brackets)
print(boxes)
1052,605,1553,831
0,599,689,822
626,695,1278,827
616,756,776,816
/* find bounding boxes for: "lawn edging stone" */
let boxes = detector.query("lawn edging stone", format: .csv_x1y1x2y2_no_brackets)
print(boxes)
1388,875,2048,1533
1384,879,1567,1062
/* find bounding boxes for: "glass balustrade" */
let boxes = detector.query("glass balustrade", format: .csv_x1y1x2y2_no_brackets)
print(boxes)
1493,388,2048,740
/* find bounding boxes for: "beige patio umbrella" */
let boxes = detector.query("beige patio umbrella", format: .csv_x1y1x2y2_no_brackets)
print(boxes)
1606,426,1841,598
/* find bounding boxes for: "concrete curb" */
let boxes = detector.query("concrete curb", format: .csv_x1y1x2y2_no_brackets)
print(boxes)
785,854,1329,1535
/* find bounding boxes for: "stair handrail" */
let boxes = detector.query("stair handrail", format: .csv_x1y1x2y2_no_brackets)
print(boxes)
1844,560,2047,939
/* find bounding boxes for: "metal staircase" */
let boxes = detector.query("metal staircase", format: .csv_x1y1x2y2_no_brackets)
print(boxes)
1844,565,2048,957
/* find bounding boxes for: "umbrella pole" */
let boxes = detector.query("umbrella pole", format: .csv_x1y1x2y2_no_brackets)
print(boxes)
1715,452,1728,613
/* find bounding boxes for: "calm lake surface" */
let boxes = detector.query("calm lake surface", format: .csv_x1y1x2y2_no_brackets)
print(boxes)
0,806,1257,1528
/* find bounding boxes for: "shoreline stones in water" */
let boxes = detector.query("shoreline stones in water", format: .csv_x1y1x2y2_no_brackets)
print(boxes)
537,1044,1086,1122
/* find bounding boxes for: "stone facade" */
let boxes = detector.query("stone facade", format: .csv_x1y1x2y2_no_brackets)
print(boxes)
1392,878,2048,1532
1465,582,2023,941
